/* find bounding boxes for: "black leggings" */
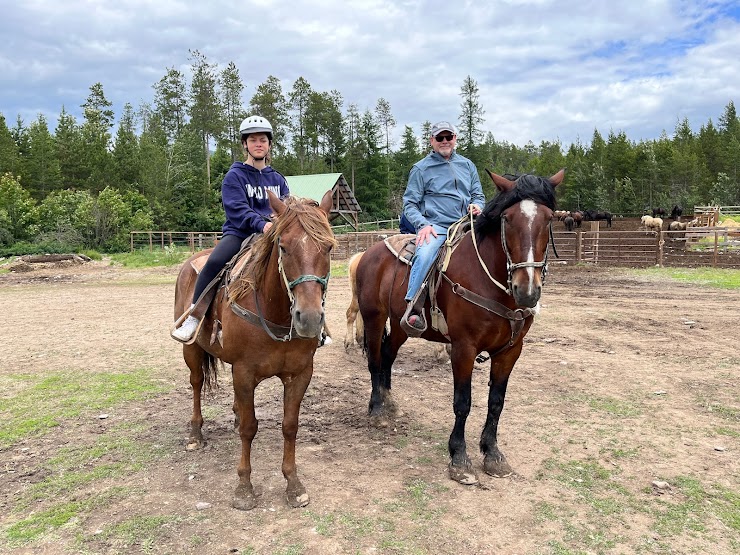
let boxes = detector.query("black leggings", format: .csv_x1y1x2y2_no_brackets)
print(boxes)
192,234,244,303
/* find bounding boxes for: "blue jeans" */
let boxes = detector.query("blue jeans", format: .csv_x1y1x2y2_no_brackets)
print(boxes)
405,225,447,302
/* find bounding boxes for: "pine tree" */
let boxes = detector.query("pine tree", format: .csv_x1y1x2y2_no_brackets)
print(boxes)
153,67,188,142
27,114,62,199
458,76,485,156
112,103,141,191
80,82,115,192
289,77,312,171
187,50,222,195
249,76,290,157
0,113,21,177
54,106,85,190
220,61,245,162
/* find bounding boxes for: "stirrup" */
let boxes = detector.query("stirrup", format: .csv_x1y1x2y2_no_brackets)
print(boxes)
400,302,427,337
170,311,204,345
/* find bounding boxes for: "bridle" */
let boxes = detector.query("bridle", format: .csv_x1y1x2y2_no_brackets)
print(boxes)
470,205,557,296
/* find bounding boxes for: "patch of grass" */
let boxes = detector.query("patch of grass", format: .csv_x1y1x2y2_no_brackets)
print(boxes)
330,259,350,277
92,515,181,552
585,395,641,418
714,426,740,438
696,397,740,422
305,510,336,537
19,434,169,509
631,267,740,289
0,369,168,448
107,247,191,268
5,487,129,546
651,475,740,537
274,543,305,555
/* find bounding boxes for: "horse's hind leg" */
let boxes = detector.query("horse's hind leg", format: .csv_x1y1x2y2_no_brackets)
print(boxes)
281,366,313,508
480,346,521,478
344,297,359,351
183,344,207,450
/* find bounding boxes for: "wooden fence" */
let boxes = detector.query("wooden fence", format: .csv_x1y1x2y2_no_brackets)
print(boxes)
132,225,740,269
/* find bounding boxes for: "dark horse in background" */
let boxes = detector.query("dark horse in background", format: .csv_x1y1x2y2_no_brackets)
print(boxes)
355,169,563,485
174,191,336,510
652,207,666,218
582,209,612,227
670,204,683,220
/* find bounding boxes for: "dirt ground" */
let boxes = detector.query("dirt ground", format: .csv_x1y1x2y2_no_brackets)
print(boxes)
1,257,738,554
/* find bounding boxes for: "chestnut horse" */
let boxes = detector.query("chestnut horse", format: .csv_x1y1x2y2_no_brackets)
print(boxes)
355,170,563,485
174,191,336,510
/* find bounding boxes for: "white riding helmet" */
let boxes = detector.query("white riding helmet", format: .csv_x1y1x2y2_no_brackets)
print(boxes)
239,115,273,140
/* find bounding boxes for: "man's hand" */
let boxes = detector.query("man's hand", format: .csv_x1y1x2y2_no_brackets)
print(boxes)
416,224,437,246
468,204,482,216
263,222,273,233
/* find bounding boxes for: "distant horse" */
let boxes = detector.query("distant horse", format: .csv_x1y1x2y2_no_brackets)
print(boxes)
344,251,365,351
174,191,336,510
563,215,575,231
652,207,666,218
670,205,683,220
582,209,612,227
571,210,583,228
355,169,564,484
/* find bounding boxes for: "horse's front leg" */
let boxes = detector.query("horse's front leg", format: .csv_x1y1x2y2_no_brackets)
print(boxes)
448,344,478,485
480,345,521,477
184,345,206,450
281,365,313,508
232,369,258,510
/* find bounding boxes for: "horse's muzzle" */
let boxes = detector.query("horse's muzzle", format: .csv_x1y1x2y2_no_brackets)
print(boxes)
291,307,325,338
511,282,542,308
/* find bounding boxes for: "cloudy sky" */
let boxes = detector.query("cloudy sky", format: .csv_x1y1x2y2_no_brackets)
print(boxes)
2,0,739,149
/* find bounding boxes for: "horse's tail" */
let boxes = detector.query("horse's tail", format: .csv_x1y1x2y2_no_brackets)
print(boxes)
202,351,222,392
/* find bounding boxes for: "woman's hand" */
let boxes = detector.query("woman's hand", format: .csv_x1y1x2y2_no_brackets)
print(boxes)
263,222,272,233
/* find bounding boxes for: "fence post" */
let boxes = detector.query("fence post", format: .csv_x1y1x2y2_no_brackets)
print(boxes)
149,231,153,252
130,232,134,252
714,231,719,267
658,232,664,267
576,231,582,263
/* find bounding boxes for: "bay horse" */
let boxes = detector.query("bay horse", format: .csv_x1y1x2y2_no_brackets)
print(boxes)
174,191,336,510
355,169,563,485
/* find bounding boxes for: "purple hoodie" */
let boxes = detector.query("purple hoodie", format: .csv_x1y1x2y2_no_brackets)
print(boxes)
221,162,289,239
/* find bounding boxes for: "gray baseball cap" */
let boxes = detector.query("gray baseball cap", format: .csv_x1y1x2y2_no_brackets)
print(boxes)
431,121,457,136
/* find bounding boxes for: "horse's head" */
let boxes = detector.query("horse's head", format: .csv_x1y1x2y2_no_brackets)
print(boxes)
480,169,564,308
267,190,336,339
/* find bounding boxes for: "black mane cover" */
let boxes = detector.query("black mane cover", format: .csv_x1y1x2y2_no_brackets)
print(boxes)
474,174,557,239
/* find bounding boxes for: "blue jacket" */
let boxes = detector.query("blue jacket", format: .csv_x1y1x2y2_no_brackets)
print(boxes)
402,151,485,232
221,163,290,239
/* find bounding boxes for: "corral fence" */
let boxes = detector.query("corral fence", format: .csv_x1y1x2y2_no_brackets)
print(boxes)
130,231,221,252
132,221,740,269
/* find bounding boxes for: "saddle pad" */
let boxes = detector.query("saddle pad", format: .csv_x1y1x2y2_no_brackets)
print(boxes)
190,254,209,274
383,234,416,265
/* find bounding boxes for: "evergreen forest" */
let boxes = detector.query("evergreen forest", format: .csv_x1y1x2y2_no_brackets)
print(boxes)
1,50,739,253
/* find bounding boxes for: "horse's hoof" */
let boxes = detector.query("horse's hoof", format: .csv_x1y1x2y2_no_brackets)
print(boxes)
232,485,257,511
369,413,391,428
186,439,206,450
448,463,479,485
287,492,310,508
483,458,514,478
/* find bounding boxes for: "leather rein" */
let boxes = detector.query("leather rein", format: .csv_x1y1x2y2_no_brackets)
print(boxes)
440,210,557,355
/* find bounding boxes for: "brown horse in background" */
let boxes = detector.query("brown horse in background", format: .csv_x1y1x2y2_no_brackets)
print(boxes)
355,170,563,485
174,191,336,510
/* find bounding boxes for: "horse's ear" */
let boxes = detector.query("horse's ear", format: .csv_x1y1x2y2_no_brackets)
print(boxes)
268,190,286,216
319,190,333,216
485,169,515,193
548,168,565,187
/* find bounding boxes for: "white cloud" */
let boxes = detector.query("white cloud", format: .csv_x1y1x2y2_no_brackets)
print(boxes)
0,0,738,150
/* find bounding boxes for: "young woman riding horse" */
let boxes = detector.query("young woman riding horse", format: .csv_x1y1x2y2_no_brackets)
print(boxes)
174,191,336,510
355,170,563,485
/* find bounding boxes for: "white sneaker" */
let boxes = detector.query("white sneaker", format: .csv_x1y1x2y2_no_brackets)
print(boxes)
318,333,332,347
172,315,199,342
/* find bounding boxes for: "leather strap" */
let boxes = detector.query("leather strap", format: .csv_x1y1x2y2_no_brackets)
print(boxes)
230,299,293,342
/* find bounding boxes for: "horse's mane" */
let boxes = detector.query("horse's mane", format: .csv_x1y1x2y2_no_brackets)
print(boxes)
228,196,337,302
473,174,557,239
